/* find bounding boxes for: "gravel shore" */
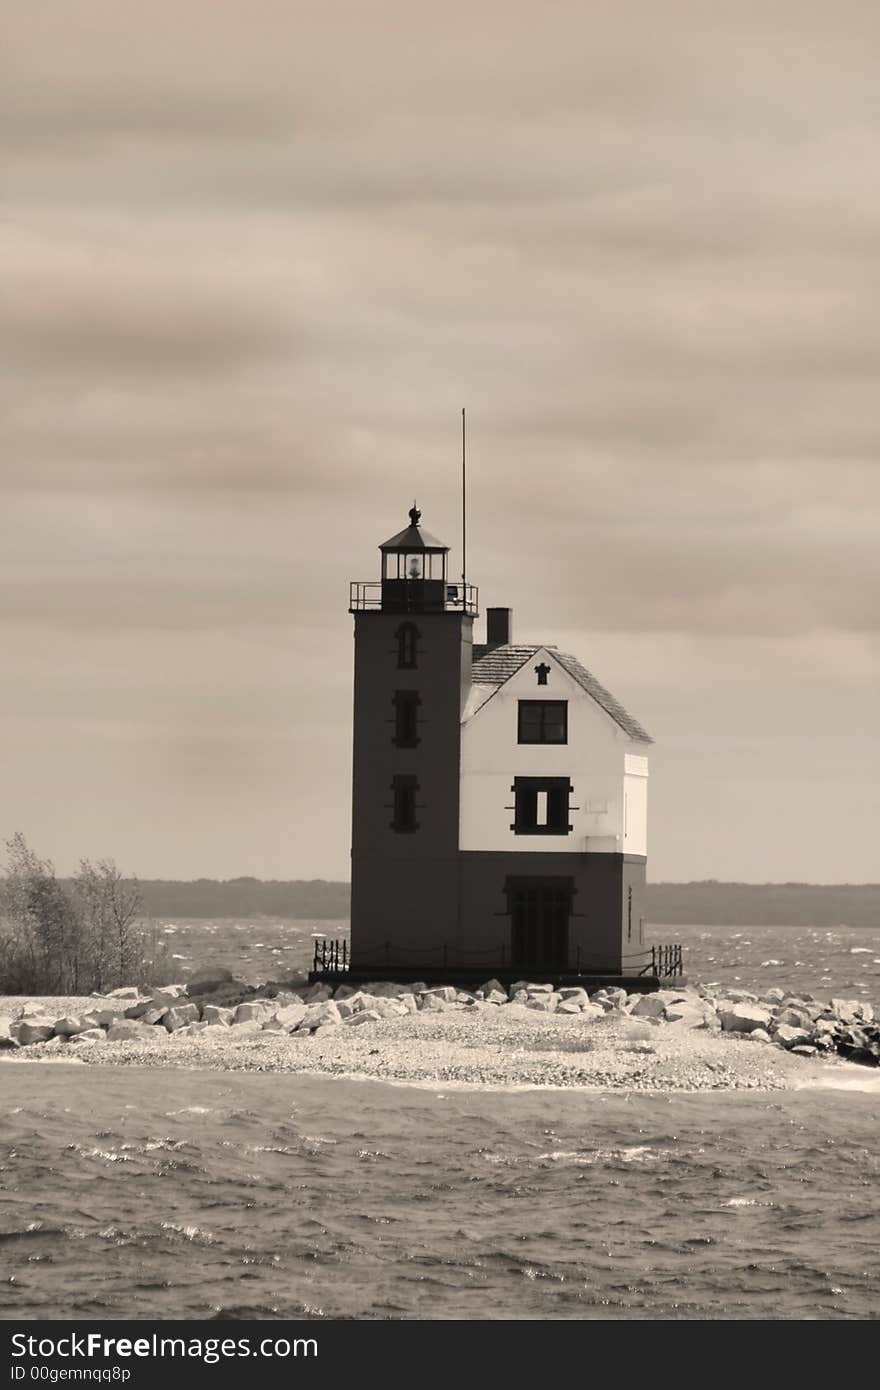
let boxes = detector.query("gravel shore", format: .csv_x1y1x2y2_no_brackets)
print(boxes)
0,992,847,1091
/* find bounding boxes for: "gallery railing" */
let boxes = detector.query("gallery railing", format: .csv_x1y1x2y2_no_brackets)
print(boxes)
348,580,479,615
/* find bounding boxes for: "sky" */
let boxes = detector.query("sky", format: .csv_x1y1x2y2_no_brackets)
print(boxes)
2,1,879,883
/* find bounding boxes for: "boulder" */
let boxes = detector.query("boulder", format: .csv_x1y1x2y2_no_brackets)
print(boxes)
763,987,786,1004
11,1018,56,1045
558,987,589,1006
356,981,400,998
335,995,364,1017
747,1028,773,1043
484,989,508,1006
664,1003,710,1030
261,1019,287,1032
831,998,870,1025
455,991,479,1006
630,994,667,1020
234,1001,276,1025
526,994,559,1013
370,997,406,1019
333,984,358,1000
791,1045,818,1056
0,1032,21,1050
774,1024,812,1049
53,1015,99,1037
91,1005,131,1027
300,1001,342,1030
106,1020,160,1042
510,990,529,1006
525,982,556,995
344,1009,381,1026
234,1020,264,1035
775,1007,814,1030
186,966,236,996
138,1007,168,1026
202,1005,234,1027
173,1021,211,1037
556,1000,583,1015
274,1002,307,1030
104,986,141,1000
420,986,458,1004
594,996,619,1013
419,993,447,1012
163,1003,201,1032
718,989,759,1004
604,988,628,1007
67,1028,105,1044
579,1003,606,1022
149,984,188,1005
835,1024,880,1065
718,1003,773,1034
398,993,418,1014
480,979,506,997
125,999,158,1019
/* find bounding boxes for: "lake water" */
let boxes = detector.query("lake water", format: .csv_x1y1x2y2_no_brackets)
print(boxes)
1,1064,879,1322
153,918,880,1001
2,921,878,1322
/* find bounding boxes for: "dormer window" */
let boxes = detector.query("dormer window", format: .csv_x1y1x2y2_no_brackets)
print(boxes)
396,622,419,669
518,700,567,744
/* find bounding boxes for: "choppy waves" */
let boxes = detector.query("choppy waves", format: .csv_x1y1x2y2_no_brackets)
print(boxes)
2,1064,878,1320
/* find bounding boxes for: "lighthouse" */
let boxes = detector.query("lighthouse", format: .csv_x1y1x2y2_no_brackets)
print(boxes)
324,505,674,987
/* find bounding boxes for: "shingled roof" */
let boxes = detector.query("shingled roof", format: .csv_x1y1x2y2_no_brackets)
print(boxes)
469,643,652,744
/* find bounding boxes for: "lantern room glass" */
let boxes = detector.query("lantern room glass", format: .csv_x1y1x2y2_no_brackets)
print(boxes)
382,551,447,583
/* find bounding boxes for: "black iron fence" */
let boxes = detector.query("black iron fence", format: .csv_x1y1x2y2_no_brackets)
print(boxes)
312,939,349,973
312,938,684,978
623,944,684,978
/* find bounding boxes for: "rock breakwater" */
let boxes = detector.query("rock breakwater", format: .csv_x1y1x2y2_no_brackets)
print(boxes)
1,971,877,1070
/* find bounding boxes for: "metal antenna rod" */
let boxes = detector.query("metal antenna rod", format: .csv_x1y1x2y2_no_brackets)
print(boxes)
461,406,467,598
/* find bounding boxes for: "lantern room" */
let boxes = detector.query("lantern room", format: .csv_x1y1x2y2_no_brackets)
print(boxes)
348,505,480,614
379,506,449,612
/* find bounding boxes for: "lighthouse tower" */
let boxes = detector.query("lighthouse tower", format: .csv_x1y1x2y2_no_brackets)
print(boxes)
348,507,478,969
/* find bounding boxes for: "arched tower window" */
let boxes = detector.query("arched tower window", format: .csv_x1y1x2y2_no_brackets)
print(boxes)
396,622,420,670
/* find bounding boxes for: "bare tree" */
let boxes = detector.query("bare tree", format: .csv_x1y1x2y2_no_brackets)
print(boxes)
74,859,143,990
1,833,84,993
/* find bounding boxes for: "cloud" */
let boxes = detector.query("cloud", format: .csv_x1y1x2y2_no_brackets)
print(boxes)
2,1,878,875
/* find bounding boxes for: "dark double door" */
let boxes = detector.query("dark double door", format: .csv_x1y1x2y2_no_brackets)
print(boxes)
510,880,571,972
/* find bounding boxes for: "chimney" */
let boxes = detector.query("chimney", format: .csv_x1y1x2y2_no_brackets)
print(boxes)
486,607,512,648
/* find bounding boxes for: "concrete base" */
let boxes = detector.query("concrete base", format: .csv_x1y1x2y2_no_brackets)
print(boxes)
308,966,687,994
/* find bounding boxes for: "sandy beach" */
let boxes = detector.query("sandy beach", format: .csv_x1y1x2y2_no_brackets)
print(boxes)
0,989,855,1091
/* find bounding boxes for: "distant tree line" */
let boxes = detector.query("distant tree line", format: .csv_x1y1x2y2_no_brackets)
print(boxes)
129,876,879,926
0,833,162,994
646,880,880,927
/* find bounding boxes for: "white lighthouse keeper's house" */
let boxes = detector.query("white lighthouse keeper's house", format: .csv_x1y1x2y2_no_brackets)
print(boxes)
312,505,680,988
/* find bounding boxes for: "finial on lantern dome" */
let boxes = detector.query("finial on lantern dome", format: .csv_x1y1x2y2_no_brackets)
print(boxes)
409,503,421,528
